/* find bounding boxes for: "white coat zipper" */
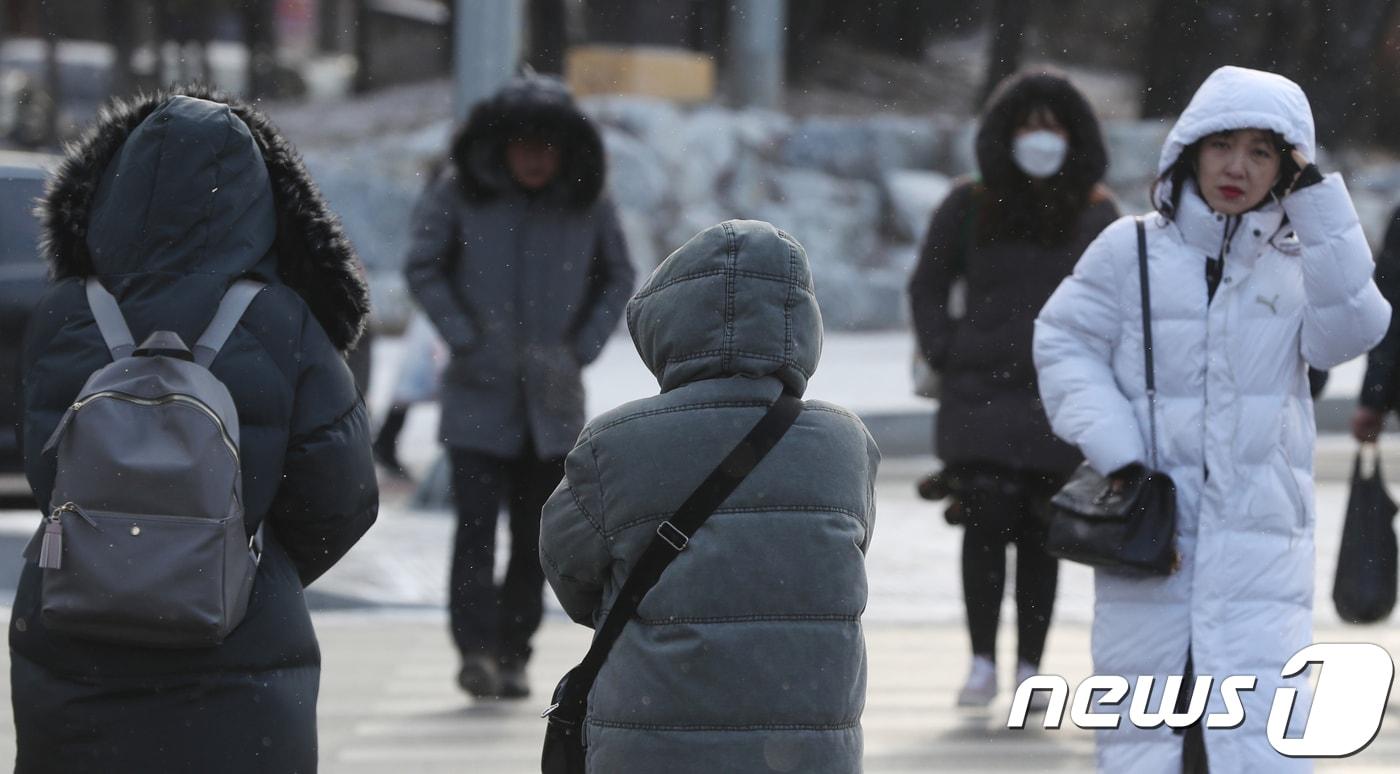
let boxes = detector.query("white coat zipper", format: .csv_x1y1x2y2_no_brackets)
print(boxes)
1202,216,1240,483
69,391,239,463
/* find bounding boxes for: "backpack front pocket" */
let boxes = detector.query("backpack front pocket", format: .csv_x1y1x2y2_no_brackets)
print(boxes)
39,505,256,647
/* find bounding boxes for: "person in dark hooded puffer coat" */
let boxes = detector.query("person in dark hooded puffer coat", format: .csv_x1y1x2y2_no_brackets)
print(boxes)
541,220,878,773
10,89,378,774
908,70,1118,708
404,74,634,699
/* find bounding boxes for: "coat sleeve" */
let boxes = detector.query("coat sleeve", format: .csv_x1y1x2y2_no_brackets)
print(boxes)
20,280,88,516
571,198,636,366
861,429,880,554
269,305,379,586
403,170,479,352
1359,206,1400,410
539,427,614,627
1033,217,1148,475
1281,173,1391,370
907,184,972,369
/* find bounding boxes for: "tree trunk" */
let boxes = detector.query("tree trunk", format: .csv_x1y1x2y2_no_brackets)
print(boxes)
1304,0,1400,147
1139,0,1273,118
354,0,373,94
243,0,277,99
1139,0,1208,117
106,1,136,97
38,0,60,147
527,0,567,74
978,0,1029,108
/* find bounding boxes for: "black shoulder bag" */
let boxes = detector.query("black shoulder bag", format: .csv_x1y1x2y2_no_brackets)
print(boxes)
1046,218,1179,576
540,392,805,774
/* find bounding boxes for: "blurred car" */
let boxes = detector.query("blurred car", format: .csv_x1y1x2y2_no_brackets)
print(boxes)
0,151,57,498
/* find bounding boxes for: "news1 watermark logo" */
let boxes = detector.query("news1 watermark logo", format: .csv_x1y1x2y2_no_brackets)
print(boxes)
1008,643,1395,758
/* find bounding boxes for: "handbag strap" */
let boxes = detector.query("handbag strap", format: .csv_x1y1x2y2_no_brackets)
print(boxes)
544,391,805,727
1136,217,1159,470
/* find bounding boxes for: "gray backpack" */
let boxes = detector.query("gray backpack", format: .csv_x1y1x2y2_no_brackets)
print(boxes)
26,277,265,647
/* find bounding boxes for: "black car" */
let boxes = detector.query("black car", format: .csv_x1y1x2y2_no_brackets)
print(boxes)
0,152,56,495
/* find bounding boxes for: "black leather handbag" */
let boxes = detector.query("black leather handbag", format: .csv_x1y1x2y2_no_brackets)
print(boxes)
541,393,804,774
1046,218,1179,576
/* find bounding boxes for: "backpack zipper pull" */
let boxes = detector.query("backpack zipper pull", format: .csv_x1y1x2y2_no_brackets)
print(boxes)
38,506,69,570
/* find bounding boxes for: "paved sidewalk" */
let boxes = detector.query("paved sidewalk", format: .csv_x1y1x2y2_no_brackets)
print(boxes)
312,613,1400,773
0,612,1392,772
3,463,1400,771
312,458,1400,629
304,461,1400,772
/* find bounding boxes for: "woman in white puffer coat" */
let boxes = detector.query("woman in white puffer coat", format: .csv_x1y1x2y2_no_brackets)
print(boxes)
1034,66,1390,773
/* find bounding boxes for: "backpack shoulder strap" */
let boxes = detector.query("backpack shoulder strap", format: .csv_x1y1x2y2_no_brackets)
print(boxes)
85,278,135,360
194,279,266,368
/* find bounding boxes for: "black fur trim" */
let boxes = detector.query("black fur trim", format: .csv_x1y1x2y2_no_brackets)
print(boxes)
450,75,604,208
38,85,370,351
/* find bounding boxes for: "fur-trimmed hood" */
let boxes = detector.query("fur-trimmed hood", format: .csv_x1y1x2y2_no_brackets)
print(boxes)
450,75,604,208
39,86,370,350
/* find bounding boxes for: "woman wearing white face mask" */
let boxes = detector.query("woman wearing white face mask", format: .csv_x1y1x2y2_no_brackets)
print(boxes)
909,70,1118,708
1035,66,1389,772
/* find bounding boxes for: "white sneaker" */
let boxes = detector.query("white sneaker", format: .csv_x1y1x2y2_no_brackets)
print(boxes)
957,655,998,707
1016,660,1050,711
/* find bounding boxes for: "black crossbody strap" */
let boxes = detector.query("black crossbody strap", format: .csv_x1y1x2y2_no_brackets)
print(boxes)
544,392,804,726
1136,217,1159,470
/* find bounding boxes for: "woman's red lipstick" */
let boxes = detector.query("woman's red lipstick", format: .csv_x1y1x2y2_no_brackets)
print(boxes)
1220,185,1244,199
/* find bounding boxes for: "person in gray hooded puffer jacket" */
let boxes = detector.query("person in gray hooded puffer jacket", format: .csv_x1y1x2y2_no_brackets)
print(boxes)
540,220,879,773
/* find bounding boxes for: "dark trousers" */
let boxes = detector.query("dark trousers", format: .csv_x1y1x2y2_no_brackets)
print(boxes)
1178,652,1210,773
448,447,565,666
957,467,1061,666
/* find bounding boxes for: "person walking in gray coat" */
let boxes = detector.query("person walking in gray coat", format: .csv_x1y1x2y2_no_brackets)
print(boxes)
540,220,879,773
404,75,634,699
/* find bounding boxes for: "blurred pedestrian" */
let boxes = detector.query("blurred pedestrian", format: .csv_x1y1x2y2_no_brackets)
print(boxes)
372,310,449,479
908,70,1118,707
540,220,878,773
12,89,378,773
404,75,635,700
1035,66,1389,772
1353,204,1400,441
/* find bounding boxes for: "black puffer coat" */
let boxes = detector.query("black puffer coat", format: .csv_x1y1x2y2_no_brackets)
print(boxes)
909,181,1118,476
9,90,378,774
910,71,1119,477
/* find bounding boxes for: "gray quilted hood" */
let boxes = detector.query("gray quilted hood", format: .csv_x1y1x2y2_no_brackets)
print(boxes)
626,220,822,395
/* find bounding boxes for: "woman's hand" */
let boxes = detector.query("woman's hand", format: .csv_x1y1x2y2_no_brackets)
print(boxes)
1352,406,1386,443
1285,148,1322,196
1107,463,1146,494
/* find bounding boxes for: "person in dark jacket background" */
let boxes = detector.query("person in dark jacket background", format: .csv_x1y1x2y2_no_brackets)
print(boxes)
11,89,378,774
404,75,634,699
908,70,1118,707
1353,205,1400,441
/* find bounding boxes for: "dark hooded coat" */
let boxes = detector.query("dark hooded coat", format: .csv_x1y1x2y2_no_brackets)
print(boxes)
541,221,878,774
9,90,378,774
908,73,1118,476
404,75,635,460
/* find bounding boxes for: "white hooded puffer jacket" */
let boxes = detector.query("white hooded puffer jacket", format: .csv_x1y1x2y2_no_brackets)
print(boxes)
1034,66,1390,773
